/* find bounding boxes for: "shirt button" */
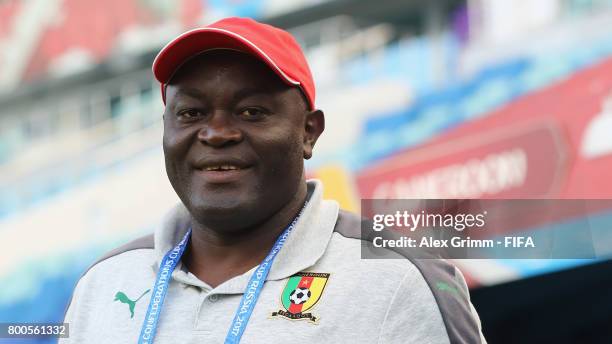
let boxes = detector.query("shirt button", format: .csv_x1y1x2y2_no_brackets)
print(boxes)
209,294,219,303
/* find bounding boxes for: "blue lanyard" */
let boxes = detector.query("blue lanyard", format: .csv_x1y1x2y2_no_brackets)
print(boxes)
138,201,307,344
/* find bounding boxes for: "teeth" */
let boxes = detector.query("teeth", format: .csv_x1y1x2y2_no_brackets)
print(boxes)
204,165,239,171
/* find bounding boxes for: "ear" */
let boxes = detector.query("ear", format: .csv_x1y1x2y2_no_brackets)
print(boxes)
303,109,325,160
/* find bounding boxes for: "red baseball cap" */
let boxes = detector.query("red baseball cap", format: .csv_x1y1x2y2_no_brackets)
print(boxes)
152,17,315,110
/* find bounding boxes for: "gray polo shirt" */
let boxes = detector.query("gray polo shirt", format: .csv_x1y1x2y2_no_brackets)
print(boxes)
61,180,486,343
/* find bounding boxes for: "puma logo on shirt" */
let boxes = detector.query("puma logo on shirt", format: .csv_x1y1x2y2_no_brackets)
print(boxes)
113,289,150,318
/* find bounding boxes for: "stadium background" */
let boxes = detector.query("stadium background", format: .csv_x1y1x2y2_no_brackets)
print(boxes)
1,0,612,343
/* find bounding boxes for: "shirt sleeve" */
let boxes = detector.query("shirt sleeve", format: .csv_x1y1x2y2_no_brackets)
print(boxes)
377,261,487,344
58,271,93,344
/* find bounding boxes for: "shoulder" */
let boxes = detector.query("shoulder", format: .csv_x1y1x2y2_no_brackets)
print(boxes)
74,234,156,291
63,234,156,316
330,210,486,344
84,234,155,275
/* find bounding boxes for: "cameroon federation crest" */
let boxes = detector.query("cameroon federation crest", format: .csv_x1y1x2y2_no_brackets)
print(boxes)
271,272,330,323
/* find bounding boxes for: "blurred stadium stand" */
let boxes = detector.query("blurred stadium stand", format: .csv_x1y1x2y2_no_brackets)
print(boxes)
2,0,612,343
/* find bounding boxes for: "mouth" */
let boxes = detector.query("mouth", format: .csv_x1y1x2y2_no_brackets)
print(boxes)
201,165,244,171
193,159,252,184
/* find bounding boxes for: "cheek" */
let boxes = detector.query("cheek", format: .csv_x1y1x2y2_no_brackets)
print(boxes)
163,120,199,158
259,128,304,174
163,127,195,187
163,123,191,149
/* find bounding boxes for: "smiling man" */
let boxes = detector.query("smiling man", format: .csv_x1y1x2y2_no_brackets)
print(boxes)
162,48,320,289
61,17,486,343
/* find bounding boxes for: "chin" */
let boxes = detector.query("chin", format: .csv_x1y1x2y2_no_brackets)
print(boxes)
188,196,261,231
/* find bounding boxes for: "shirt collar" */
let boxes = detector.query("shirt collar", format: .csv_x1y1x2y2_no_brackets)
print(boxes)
152,179,339,293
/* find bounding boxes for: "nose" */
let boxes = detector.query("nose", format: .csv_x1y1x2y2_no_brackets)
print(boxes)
196,112,243,147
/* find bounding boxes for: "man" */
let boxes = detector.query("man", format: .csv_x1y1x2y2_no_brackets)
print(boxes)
62,17,486,343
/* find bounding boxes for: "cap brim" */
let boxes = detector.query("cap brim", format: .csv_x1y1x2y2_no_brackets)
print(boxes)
153,27,301,101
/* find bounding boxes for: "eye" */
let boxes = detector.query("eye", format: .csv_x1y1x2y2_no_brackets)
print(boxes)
238,107,267,119
177,108,205,119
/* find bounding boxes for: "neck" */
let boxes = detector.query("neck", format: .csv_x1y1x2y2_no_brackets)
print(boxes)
184,182,308,288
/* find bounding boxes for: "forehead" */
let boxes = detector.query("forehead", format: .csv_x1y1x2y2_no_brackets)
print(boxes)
167,50,288,93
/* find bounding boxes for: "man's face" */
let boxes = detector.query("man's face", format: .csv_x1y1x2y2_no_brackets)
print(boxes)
163,50,323,231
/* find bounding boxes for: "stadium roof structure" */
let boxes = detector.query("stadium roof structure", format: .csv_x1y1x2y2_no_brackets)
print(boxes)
265,0,464,31
0,0,465,109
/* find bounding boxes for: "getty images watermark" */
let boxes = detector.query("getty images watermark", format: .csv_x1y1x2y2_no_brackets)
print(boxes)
360,199,612,259
371,208,533,250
